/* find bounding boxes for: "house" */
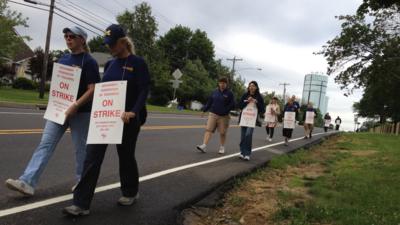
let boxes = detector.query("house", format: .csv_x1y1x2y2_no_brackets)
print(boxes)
91,52,113,77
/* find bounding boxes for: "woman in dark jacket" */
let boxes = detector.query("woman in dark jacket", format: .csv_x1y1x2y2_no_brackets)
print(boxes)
238,81,265,161
63,24,150,216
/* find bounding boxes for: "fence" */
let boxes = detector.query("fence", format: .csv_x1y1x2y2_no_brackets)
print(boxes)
369,123,400,135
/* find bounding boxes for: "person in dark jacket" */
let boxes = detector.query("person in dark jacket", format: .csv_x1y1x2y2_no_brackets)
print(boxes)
196,77,235,154
63,24,150,216
303,103,317,139
335,116,342,130
324,112,331,132
238,81,265,161
283,98,297,146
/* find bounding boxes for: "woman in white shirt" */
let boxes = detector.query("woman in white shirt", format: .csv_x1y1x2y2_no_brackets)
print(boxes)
264,97,281,142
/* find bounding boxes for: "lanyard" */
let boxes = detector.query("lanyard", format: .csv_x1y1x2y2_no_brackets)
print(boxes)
104,57,129,81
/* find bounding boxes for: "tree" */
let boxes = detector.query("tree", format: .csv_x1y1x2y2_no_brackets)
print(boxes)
0,0,29,64
188,29,215,72
117,2,158,58
28,47,65,82
157,25,193,71
87,36,108,53
320,2,400,122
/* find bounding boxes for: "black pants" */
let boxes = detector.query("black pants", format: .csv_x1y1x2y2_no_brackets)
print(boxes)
266,127,275,138
73,118,141,210
335,125,340,130
324,127,328,132
283,128,293,138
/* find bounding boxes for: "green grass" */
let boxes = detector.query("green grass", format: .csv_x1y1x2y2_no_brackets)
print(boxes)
274,133,400,225
0,87,202,114
0,87,49,104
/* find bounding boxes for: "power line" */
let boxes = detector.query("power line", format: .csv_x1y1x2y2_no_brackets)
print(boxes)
55,0,108,28
64,0,115,25
59,0,111,26
54,12,102,36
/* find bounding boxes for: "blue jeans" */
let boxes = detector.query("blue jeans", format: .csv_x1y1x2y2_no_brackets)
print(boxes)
19,113,90,188
240,127,254,156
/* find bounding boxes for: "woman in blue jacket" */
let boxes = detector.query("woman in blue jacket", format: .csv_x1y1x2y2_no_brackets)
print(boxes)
238,81,265,161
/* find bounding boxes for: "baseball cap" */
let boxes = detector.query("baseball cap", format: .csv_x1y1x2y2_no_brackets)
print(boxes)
63,26,88,41
103,24,126,47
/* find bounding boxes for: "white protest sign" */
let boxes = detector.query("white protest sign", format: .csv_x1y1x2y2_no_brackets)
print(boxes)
87,81,127,144
336,120,341,125
283,112,296,129
324,120,331,127
44,63,81,125
265,105,276,123
239,103,258,128
305,111,315,124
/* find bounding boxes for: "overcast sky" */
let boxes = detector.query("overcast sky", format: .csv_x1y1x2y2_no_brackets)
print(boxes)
9,0,364,130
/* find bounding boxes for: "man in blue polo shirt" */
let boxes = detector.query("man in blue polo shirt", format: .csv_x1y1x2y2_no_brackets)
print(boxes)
196,77,235,154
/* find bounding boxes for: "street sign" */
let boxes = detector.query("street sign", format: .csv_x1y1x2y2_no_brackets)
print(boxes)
172,69,183,80
170,79,183,89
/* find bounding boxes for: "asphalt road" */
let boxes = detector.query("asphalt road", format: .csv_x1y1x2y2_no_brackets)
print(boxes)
0,107,335,225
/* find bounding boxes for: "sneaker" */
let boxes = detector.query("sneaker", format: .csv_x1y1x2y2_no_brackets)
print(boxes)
239,154,245,159
284,138,289,146
5,179,34,196
63,205,90,216
196,144,207,153
244,156,250,161
268,138,272,142
118,194,139,206
309,133,312,138
304,136,308,139
71,183,78,192
218,146,225,154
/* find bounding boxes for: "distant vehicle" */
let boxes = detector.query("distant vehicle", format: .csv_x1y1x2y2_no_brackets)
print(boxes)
230,110,240,117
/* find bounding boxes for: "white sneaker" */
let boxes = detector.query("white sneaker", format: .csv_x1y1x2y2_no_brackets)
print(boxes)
244,156,250,161
239,154,245,159
196,144,207,153
284,138,289,146
63,205,90,216
118,194,139,206
71,183,78,192
268,138,272,142
5,179,34,196
218,146,225,154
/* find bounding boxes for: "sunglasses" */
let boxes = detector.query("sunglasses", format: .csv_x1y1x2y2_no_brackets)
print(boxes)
64,34,77,40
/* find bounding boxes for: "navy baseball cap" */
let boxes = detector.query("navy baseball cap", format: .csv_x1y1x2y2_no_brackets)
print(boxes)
63,26,88,41
104,24,126,47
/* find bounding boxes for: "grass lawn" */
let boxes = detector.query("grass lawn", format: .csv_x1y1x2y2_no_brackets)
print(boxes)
0,87,49,104
189,133,400,225
0,87,201,114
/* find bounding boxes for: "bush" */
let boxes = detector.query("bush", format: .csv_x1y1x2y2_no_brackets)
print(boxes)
12,77,36,90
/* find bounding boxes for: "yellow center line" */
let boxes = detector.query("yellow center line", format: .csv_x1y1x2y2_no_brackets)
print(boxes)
0,125,240,135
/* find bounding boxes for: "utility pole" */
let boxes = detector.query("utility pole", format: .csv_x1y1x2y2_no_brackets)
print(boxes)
227,56,243,82
280,83,290,105
25,0,55,98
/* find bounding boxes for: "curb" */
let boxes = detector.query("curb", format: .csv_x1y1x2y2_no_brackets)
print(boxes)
0,102,46,110
176,133,338,225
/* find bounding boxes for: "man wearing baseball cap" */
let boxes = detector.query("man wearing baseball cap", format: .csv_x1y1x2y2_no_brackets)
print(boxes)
64,24,150,216
5,26,100,196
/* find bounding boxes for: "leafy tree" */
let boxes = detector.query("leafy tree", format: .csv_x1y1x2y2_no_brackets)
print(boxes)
0,0,29,64
28,47,67,82
87,36,108,53
117,2,158,58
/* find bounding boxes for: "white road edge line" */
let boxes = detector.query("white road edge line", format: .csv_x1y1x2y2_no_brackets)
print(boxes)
0,131,334,218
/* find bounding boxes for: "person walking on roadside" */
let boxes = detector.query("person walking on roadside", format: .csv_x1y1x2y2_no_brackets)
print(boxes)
265,97,280,142
324,112,331,132
238,81,265,161
196,77,235,154
303,103,317,139
282,98,297,146
335,116,342,130
63,24,150,216
5,26,100,196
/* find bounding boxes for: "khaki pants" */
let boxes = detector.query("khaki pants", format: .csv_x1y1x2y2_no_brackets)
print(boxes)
206,113,230,135
304,123,314,137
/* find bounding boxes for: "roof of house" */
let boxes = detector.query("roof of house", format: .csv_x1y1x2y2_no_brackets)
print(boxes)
13,40,34,63
91,52,112,66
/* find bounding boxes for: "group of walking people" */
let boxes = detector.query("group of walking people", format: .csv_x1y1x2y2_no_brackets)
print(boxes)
4,23,342,217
